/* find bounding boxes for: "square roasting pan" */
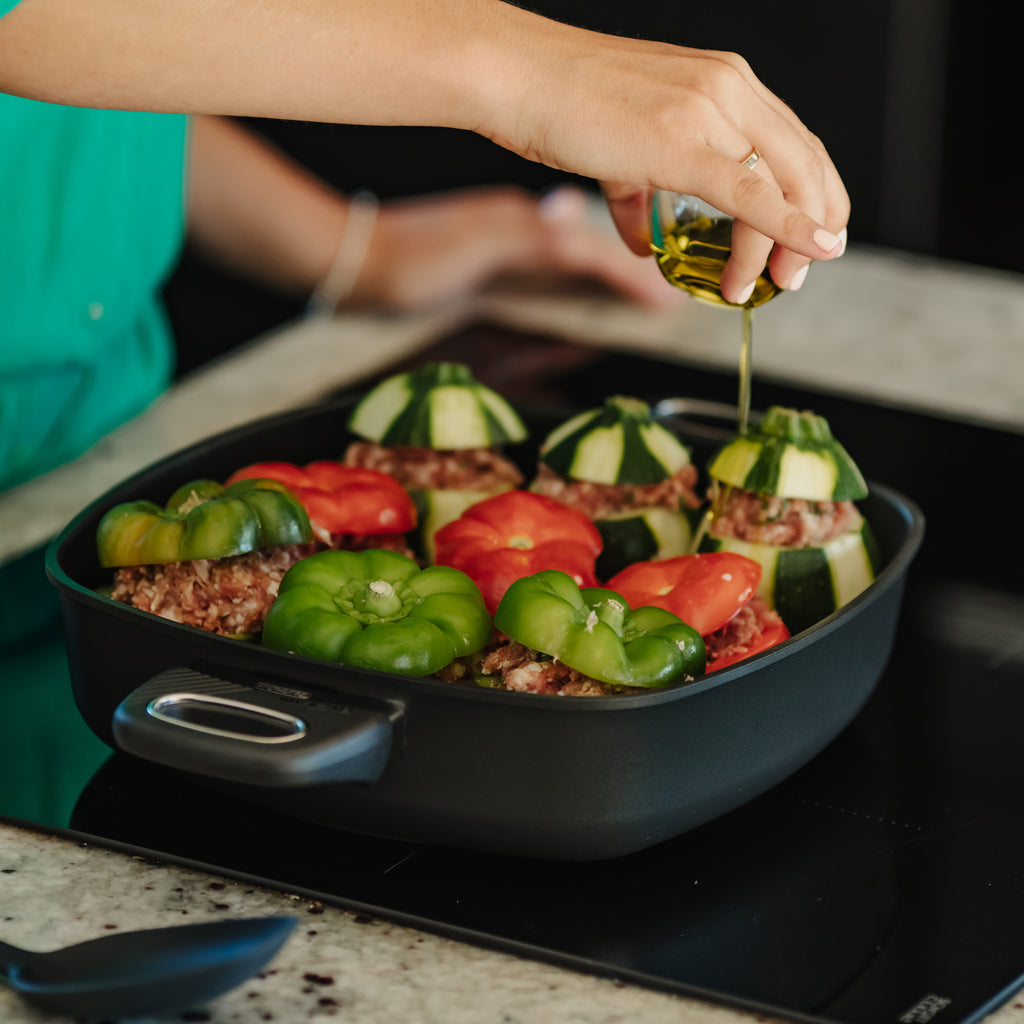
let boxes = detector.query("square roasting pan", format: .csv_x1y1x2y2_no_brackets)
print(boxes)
46,396,924,861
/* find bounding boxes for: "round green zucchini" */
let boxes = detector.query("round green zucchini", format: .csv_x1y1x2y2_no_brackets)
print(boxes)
347,362,527,450
707,406,868,501
539,395,692,486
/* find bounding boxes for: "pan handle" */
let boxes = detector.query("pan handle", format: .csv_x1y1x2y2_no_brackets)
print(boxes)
112,666,393,788
651,397,759,445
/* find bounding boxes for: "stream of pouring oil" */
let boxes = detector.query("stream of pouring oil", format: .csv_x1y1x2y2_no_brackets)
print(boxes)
738,307,754,434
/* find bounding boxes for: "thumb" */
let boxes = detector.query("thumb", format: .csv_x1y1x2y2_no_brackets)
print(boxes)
600,183,655,256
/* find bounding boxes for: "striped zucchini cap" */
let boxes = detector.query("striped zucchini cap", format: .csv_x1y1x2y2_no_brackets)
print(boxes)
348,362,527,449
539,395,692,486
707,406,868,500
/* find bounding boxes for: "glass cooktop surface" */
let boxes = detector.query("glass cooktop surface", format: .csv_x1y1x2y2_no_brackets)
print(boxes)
3,330,1023,1024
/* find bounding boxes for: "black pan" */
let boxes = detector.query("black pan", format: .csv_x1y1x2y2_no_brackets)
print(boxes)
46,396,924,861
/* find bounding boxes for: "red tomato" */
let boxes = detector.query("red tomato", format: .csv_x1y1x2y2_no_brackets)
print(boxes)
227,461,416,536
434,490,603,613
706,617,790,673
605,552,762,636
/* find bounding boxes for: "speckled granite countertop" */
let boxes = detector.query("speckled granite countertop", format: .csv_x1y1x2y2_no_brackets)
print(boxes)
3,822,1024,1024
0,826,753,1024
2,243,1024,1023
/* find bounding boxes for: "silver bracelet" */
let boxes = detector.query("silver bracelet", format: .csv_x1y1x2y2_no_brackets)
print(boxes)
306,188,380,317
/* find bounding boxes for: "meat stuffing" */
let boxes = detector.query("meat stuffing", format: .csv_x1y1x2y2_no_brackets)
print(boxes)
111,544,317,636
708,485,861,548
435,639,656,697
703,595,785,667
531,462,700,518
110,533,414,636
344,441,523,492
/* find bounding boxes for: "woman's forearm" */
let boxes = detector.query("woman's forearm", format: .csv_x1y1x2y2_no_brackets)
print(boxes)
1,0,850,292
185,115,349,296
0,0,527,131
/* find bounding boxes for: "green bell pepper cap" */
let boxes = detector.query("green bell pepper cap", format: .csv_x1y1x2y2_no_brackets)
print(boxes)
262,548,492,676
493,569,705,687
96,477,312,567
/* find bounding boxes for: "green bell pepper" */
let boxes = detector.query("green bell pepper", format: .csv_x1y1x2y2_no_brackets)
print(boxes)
262,548,492,676
493,570,706,687
96,478,312,568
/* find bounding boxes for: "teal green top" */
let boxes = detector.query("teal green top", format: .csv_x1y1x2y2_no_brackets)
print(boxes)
1,0,189,489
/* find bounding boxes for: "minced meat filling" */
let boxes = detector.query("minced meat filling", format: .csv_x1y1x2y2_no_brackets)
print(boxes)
708,485,861,548
344,442,523,492
111,543,317,636
704,596,784,666
531,462,700,519
435,639,651,697
110,533,415,636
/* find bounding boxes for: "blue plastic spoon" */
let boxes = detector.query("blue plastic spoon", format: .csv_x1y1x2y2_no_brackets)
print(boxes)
0,915,296,1018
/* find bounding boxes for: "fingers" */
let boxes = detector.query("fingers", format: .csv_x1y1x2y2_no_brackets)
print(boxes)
602,160,830,306
720,218,774,305
696,62,850,265
719,144,847,302
718,155,776,304
682,143,845,266
655,124,848,301
658,58,849,274
766,150,849,289
700,163,846,302
508,33,853,298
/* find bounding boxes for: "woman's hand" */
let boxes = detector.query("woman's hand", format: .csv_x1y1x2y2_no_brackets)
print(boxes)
472,16,850,303
351,185,683,312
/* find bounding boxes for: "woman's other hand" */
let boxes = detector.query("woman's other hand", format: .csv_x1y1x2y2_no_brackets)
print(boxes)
350,184,683,312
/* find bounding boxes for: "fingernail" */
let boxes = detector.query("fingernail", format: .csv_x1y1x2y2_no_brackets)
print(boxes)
813,228,841,254
786,264,809,291
837,227,848,256
734,281,755,305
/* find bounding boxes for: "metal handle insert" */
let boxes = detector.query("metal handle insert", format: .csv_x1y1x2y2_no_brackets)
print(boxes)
146,692,308,744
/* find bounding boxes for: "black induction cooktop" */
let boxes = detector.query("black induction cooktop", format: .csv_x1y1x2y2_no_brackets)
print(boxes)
4,326,1024,1024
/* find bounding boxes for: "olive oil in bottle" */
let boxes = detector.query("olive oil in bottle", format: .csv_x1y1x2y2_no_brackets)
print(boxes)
651,212,779,435
651,216,779,309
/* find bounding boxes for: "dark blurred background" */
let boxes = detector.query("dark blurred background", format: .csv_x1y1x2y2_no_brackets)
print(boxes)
165,0,1012,377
